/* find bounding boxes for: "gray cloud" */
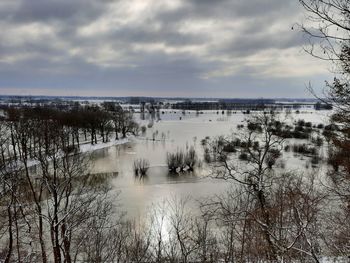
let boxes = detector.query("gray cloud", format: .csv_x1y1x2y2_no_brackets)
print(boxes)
0,0,330,97
7,0,110,24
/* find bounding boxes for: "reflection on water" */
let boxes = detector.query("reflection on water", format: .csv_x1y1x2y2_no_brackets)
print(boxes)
89,109,331,217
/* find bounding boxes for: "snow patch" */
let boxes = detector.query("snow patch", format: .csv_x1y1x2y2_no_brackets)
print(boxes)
79,137,132,153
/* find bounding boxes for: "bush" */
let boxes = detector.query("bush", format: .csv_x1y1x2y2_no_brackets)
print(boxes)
167,151,184,173
184,147,198,171
317,123,324,129
297,119,305,126
239,152,249,161
322,129,334,138
167,147,198,173
133,158,150,176
328,150,341,171
311,155,321,166
284,145,290,152
291,130,310,139
233,138,242,147
223,142,236,153
292,144,317,156
305,122,312,128
63,145,79,154
312,136,324,147
265,148,281,168
247,122,262,132
204,148,211,163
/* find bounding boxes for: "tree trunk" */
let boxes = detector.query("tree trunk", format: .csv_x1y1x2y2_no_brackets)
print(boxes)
38,207,48,263
4,205,13,263
256,189,280,262
10,126,17,160
61,223,72,263
14,203,21,263
90,130,94,145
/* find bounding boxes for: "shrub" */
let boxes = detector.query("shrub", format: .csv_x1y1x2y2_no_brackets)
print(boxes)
312,136,324,147
223,142,236,153
324,124,339,131
167,153,178,173
328,150,341,171
297,119,305,126
63,145,79,154
184,147,198,171
265,148,281,168
292,144,317,156
311,155,321,166
253,141,260,150
284,145,290,152
291,130,310,139
247,122,262,132
317,123,324,129
167,148,198,173
204,148,211,163
233,138,242,147
133,158,150,176
239,152,249,161
140,126,147,134
305,122,312,128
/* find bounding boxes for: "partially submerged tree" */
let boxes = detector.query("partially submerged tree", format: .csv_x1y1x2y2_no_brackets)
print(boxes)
133,158,150,177
166,148,198,174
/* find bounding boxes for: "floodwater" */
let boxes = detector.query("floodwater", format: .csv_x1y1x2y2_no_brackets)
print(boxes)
90,108,331,218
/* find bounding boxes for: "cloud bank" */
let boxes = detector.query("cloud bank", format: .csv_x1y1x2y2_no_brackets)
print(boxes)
0,0,331,97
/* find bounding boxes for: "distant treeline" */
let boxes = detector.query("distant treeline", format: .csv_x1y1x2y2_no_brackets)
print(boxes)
171,99,332,111
172,100,279,111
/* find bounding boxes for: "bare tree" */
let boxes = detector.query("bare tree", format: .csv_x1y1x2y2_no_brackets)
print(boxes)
167,197,198,263
74,190,128,263
299,0,350,66
300,0,350,258
207,113,326,261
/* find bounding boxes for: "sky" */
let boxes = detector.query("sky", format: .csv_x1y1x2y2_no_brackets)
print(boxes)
0,0,333,98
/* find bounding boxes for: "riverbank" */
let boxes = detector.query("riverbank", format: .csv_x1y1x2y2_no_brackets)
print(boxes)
79,137,132,154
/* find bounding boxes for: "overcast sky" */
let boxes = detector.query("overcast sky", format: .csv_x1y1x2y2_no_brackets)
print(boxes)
0,0,332,98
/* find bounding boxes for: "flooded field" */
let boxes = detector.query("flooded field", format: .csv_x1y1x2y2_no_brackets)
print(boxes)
89,108,331,217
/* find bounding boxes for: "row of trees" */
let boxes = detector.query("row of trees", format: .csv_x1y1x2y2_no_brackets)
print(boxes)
0,102,138,164
0,102,140,262
0,111,111,262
